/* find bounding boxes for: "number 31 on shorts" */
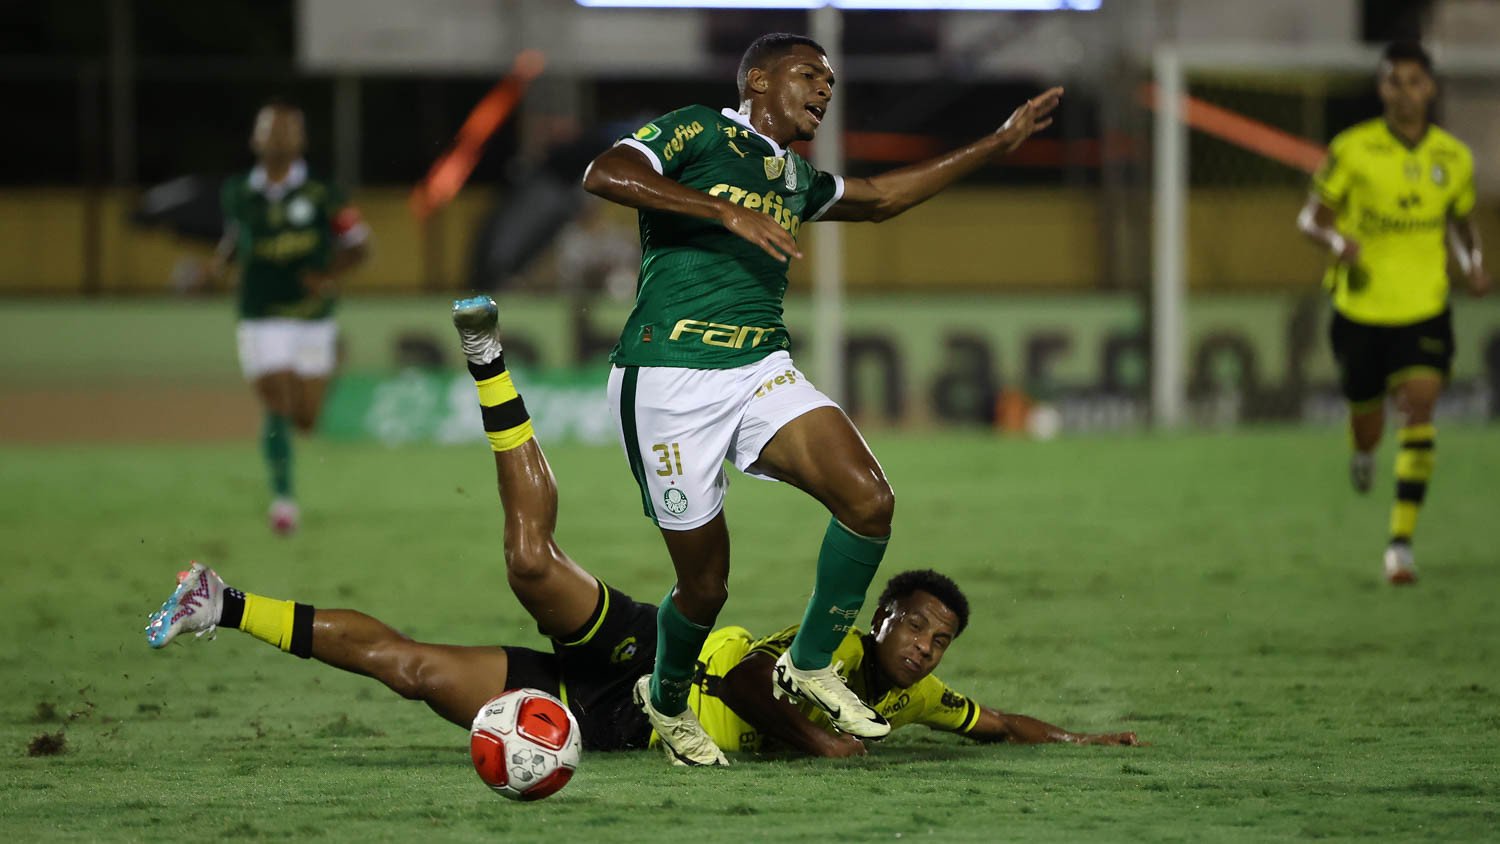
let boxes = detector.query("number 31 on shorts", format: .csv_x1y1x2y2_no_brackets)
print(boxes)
652,443,684,477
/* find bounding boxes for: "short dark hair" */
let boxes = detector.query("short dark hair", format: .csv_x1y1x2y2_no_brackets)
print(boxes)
736,33,827,99
877,570,970,637
1382,41,1434,75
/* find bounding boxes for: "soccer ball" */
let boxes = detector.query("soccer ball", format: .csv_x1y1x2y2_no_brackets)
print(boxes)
469,689,581,801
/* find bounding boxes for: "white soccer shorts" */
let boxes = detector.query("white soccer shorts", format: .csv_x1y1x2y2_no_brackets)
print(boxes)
607,351,838,531
236,318,338,380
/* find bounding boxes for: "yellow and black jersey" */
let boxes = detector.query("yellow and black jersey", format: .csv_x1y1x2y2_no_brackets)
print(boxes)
1312,119,1475,326
679,624,982,753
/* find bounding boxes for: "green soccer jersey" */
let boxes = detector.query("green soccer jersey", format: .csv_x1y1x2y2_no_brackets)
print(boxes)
222,162,358,321
609,104,844,369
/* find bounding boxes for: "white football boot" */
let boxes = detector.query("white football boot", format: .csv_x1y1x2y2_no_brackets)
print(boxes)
773,651,891,739
145,562,225,648
451,295,504,364
632,676,728,767
1383,542,1417,586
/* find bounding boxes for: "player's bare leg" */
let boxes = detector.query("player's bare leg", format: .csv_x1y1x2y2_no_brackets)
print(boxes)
456,295,724,765
289,374,332,434
1347,402,1383,494
658,517,731,626
1382,374,1442,584
452,295,602,637
308,610,511,726
252,370,300,533
750,406,894,738
145,562,511,727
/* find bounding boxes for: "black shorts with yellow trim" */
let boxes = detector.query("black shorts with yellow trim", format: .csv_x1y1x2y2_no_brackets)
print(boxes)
501,582,656,752
1329,308,1454,407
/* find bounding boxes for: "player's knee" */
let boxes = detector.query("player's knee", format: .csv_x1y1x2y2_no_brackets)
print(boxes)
380,647,431,701
840,480,895,536
676,577,728,619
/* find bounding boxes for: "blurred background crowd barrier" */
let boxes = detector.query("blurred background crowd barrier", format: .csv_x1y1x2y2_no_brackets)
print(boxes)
2,0,1498,441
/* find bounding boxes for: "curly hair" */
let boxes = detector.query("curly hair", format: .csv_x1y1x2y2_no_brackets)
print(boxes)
876,569,970,637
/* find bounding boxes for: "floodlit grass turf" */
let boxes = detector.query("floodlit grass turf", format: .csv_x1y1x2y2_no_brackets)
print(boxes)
2,429,1498,841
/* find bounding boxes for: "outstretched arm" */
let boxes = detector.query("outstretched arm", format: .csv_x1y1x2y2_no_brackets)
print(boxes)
582,145,801,264
821,87,1063,223
963,705,1140,746
718,652,867,758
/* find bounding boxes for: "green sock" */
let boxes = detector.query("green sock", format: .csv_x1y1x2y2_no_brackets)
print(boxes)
790,518,889,671
263,412,293,498
650,591,710,715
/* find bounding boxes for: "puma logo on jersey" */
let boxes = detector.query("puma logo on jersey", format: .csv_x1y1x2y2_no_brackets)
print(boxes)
706,184,802,236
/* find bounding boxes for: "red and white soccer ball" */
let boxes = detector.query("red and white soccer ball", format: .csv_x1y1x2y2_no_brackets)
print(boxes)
469,689,582,802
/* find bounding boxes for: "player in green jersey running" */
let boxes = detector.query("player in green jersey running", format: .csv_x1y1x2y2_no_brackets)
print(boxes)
211,100,371,535
1296,43,1489,584
144,296,1141,761
582,33,1063,764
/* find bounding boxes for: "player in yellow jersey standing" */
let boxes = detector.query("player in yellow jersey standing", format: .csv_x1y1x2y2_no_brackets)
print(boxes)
1297,42,1490,584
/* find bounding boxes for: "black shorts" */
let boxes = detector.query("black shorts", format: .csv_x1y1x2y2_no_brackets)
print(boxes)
502,583,656,752
1329,309,1454,405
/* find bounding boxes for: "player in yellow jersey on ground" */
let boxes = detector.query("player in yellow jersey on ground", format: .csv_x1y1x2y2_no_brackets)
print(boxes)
1297,42,1489,585
144,297,1139,759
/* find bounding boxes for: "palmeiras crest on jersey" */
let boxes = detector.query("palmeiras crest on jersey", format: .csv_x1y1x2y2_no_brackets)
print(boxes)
764,156,796,191
1431,163,1448,186
663,488,689,515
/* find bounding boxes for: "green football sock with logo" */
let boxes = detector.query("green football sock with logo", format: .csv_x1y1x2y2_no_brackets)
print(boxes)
789,518,888,671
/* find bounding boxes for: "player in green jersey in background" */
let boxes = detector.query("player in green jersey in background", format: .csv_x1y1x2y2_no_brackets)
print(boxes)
583,33,1063,764
211,100,371,535
1297,43,1489,584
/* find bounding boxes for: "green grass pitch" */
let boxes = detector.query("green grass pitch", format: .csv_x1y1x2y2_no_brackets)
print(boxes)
3,430,1497,841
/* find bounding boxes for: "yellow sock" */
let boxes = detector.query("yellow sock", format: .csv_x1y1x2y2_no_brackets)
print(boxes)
240,593,299,652
469,357,534,452
1390,423,1435,543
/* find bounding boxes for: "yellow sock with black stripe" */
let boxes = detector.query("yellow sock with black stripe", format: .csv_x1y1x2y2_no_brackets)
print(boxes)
468,355,534,452
1390,423,1436,544
218,587,316,658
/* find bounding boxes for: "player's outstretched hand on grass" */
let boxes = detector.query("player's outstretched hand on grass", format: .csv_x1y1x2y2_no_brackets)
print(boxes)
997,87,1064,155
1076,731,1144,747
721,203,803,264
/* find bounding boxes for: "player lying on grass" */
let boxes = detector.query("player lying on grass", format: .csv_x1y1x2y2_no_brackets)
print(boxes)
145,296,1139,760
